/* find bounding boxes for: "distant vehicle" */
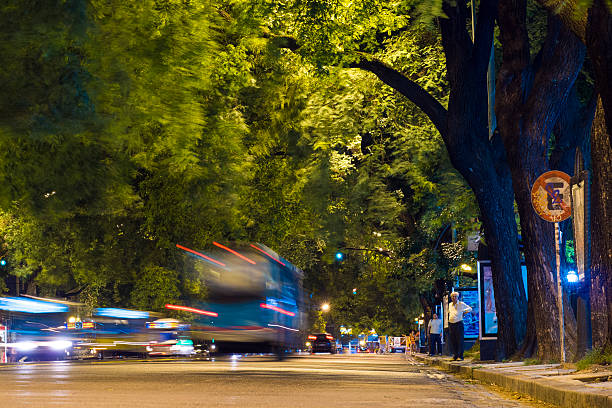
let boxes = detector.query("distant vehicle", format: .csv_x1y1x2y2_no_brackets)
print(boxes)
145,319,194,357
389,336,407,353
308,333,335,354
147,336,195,357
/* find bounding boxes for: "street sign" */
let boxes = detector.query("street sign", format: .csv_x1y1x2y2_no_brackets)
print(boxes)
467,233,481,251
531,170,572,222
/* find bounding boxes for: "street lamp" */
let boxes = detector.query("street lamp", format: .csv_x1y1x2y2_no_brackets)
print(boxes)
321,303,330,312
460,264,472,271
567,270,579,283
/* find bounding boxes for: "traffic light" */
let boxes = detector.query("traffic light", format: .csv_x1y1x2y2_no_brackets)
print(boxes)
335,252,344,261
0,259,6,267
352,288,357,295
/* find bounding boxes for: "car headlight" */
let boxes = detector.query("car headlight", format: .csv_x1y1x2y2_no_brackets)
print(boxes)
15,341,38,351
48,340,72,350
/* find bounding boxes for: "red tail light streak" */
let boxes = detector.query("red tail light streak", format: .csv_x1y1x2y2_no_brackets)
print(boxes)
165,304,218,317
212,242,256,265
249,244,286,266
259,303,295,316
176,244,226,267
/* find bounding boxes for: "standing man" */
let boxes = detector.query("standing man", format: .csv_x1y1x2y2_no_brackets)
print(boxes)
448,291,472,360
427,313,443,356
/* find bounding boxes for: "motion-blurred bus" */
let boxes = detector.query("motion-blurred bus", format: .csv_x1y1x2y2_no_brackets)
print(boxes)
173,242,305,357
0,296,76,361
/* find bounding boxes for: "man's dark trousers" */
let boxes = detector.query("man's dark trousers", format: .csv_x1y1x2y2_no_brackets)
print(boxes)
429,333,441,355
449,321,464,359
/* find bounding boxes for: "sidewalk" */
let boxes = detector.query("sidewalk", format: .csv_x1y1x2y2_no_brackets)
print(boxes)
413,353,612,407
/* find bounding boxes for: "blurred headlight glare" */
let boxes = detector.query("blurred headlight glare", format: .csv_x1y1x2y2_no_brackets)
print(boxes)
48,340,72,350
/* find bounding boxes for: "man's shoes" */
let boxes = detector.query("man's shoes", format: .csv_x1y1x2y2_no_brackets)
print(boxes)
459,357,464,361
452,357,458,361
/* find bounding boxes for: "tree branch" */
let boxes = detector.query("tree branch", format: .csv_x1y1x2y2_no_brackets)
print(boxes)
472,0,498,72
534,0,586,42
265,34,448,139
262,31,301,51
525,15,585,143
498,0,531,73
351,56,448,139
439,0,474,85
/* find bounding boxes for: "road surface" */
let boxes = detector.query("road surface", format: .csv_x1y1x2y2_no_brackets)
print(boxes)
0,354,540,407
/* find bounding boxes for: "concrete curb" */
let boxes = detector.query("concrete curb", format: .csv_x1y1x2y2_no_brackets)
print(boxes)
414,354,612,408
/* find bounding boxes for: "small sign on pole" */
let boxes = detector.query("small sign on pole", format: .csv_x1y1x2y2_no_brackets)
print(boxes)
531,170,571,363
467,233,481,252
531,170,572,223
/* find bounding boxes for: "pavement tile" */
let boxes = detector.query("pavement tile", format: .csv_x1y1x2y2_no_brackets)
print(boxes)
414,353,612,408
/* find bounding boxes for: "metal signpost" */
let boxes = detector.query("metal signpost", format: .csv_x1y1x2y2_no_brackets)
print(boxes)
531,170,572,363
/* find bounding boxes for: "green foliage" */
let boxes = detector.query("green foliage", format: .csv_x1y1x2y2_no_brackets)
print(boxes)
130,264,180,312
311,311,327,333
464,340,480,359
523,357,543,365
0,0,479,331
576,346,612,370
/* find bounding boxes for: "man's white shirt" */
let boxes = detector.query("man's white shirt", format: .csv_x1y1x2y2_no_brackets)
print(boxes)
428,318,443,334
448,301,472,323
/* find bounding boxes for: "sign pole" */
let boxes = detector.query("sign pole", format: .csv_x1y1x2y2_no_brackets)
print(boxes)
532,170,571,363
555,222,566,363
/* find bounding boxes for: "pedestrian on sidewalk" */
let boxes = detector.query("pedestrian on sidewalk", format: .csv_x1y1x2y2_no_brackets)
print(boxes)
410,331,418,354
427,313,443,356
448,291,472,361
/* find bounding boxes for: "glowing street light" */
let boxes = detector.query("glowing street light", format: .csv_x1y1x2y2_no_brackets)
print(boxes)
321,303,330,312
567,270,579,283
460,264,472,271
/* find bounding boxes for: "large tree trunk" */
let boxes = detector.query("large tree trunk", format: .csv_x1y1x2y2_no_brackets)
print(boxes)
352,0,527,358
496,9,583,360
474,175,527,358
585,0,612,350
533,0,612,351
439,0,527,359
589,99,612,349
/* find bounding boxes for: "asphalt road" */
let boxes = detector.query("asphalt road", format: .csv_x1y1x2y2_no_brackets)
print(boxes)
0,354,538,407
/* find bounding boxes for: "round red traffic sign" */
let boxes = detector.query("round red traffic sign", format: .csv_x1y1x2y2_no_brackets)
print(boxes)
531,170,572,222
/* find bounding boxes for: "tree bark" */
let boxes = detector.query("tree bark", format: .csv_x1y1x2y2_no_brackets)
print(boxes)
589,99,612,349
586,0,612,148
497,8,584,360
534,0,612,351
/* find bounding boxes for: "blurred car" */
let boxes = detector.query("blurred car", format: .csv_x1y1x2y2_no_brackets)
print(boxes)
13,339,73,361
147,336,195,357
308,333,336,354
